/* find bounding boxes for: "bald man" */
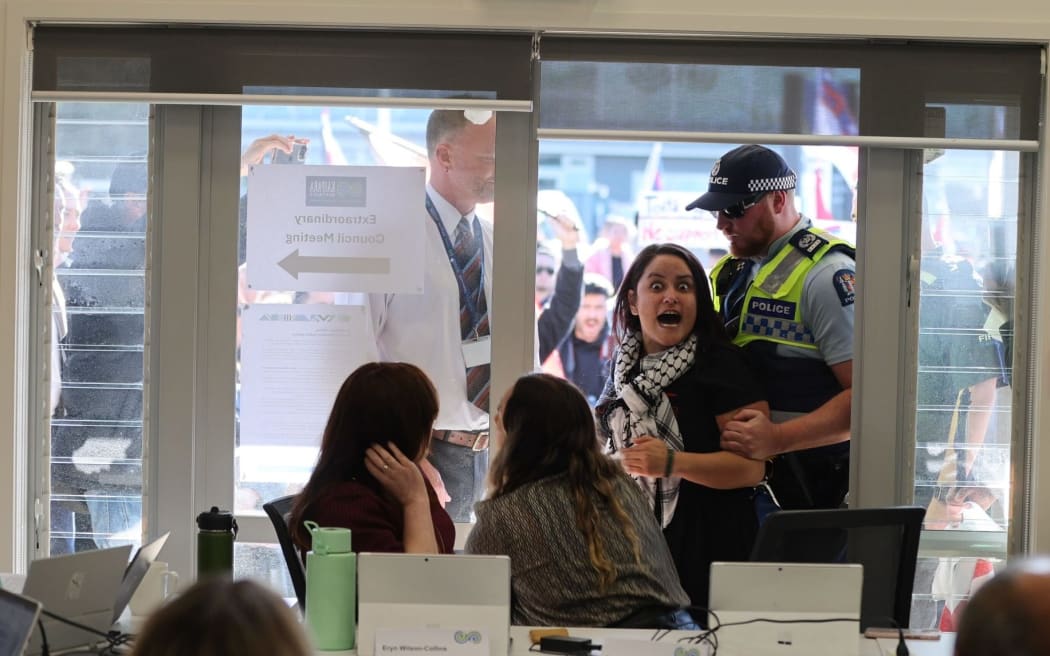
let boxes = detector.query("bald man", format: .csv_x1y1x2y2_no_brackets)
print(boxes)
955,557,1050,656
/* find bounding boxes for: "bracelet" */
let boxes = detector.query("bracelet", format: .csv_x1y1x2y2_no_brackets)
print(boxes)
664,447,675,478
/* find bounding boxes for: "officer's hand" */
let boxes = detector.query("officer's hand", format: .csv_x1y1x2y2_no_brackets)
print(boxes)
621,435,670,478
721,409,780,461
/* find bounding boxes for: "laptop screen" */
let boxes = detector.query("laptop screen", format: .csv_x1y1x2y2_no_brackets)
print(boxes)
0,587,42,656
356,553,511,656
709,562,863,656
22,544,133,656
112,532,170,624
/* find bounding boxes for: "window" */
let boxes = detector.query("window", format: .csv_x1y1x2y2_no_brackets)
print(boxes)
47,102,150,555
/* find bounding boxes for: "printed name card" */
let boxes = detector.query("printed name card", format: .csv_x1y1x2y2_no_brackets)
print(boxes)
602,637,710,656
375,627,489,655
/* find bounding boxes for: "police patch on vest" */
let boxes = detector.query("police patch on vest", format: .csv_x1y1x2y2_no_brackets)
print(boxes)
790,229,829,258
748,297,797,319
833,268,856,306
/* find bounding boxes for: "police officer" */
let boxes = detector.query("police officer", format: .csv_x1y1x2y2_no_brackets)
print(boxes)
685,145,856,513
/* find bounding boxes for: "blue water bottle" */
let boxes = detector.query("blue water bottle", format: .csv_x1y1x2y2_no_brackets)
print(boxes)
303,520,356,650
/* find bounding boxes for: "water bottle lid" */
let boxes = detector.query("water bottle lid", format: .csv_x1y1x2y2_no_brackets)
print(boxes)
197,506,236,532
304,521,352,555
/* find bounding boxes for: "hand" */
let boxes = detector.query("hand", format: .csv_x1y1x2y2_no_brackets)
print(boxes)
418,458,452,507
240,134,308,176
364,442,428,508
721,409,781,461
621,435,670,478
544,211,580,250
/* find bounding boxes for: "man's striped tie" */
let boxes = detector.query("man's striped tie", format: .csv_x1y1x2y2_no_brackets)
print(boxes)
453,215,490,412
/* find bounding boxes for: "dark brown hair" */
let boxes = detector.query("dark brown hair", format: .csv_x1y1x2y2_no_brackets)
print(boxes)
130,578,311,656
289,362,439,549
487,374,641,590
611,242,726,345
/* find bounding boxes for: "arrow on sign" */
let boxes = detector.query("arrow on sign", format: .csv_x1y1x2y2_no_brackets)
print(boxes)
278,249,391,279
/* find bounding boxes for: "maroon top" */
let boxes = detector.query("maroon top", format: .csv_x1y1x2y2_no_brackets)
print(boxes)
306,478,455,554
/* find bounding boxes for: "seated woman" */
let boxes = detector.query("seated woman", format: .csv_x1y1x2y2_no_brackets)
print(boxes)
466,373,692,628
596,243,769,612
131,578,311,656
289,362,454,555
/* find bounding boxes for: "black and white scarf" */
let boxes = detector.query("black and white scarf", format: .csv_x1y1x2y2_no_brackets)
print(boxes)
597,332,696,528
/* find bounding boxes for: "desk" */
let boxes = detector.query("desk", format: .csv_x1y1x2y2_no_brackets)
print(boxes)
319,626,957,656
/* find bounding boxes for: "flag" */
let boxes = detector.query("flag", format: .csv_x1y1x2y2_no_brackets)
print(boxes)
936,557,996,631
812,68,859,136
319,109,349,166
345,115,428,169
634,142,664,216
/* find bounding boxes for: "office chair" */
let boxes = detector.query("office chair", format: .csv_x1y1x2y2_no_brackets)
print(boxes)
750,506,925,630
262,494,307,613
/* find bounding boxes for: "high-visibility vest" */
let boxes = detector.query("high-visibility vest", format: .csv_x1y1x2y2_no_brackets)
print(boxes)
710,227,855,351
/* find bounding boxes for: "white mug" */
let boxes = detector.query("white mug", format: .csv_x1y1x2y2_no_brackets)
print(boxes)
129,560,179,616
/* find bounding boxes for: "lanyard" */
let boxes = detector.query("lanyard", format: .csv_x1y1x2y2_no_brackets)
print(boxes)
425,194,486,335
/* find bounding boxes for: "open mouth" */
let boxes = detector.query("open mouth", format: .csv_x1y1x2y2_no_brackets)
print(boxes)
657,311,682,327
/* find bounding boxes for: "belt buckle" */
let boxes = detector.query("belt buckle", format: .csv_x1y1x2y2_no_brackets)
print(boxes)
471,431,489,452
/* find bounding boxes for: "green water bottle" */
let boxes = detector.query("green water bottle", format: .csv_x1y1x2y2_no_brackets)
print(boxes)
304,520,356,651
196,506,238,577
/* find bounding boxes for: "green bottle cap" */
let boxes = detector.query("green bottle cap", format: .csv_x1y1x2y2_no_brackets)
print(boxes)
303,520,352,555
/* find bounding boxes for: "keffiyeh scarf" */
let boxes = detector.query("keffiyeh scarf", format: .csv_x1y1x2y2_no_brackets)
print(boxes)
597,332,696,528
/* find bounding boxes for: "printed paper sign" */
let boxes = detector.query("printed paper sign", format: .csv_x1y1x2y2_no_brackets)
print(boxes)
246,164,426,293
374,627,489,655
239,303,377,447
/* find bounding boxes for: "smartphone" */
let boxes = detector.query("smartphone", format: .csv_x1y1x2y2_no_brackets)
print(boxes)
271,142,307,164
863,627,941,640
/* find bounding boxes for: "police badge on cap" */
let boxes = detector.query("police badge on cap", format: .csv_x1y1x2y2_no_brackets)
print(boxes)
685,145,797,212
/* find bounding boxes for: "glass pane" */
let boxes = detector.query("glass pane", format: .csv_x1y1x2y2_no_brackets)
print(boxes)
535,139,858,406
540,62,859,136
51,102,149,555
910,149,1016,628
233,542,296,599
236,104,498,524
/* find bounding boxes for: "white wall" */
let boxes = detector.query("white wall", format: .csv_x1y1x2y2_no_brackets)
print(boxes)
3,0,1050,571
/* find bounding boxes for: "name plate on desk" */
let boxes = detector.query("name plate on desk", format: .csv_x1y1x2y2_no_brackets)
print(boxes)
375,628,489,654
603,638,709,656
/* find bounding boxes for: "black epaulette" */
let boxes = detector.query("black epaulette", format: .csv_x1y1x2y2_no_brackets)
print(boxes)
789,228,856,260
714,258,750,297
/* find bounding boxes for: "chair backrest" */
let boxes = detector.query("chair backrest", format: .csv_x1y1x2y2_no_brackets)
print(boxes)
750,506,925,630
262,495,307,613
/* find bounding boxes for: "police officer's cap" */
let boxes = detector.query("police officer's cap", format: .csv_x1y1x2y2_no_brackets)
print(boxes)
685,145,797,212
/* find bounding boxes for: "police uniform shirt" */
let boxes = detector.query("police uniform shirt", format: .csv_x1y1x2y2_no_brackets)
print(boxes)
740,217,855,417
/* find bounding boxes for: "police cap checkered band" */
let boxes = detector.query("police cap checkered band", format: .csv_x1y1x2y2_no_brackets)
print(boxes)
685,144,797,212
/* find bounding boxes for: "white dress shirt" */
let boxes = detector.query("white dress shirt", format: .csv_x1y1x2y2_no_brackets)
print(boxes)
368,184,494,431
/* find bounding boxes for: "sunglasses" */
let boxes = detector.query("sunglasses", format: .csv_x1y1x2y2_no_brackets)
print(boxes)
714,192,768,220
536,266,556,275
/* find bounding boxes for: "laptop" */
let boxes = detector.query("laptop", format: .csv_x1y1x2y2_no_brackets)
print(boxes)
357,553,511,656
19,544,132,656
0,587,42,656
708,561,863,656
111,532,170,624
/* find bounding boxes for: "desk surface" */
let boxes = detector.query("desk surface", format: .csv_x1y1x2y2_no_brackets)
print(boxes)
319,626,957,656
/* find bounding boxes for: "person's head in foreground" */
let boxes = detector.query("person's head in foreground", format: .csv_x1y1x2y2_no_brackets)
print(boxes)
612,242,725,355
954,556,1050,656
130,578,312,656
